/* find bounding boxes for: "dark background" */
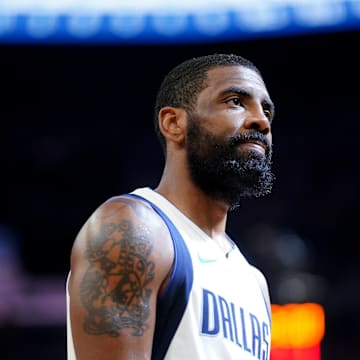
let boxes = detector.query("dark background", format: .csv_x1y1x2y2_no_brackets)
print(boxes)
0,29,359,359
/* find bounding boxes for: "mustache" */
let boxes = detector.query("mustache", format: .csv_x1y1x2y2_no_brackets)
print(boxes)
228,132,271,154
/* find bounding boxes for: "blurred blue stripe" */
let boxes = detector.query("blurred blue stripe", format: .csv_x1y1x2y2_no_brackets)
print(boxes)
0,1,359,44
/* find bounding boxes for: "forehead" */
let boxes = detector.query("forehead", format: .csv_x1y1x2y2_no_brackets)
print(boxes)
202,65,269,97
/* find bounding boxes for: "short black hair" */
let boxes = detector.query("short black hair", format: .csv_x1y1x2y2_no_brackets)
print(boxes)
154,53,262,153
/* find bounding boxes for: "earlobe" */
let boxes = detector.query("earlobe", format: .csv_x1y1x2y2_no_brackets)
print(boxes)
158,107,186,144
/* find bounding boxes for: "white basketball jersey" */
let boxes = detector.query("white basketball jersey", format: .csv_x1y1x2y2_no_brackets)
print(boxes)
66,187,271,360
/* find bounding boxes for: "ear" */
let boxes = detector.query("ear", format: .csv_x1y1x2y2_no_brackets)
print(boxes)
158,106,187,145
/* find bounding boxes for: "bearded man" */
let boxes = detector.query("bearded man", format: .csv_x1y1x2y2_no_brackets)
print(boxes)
67,53,275,360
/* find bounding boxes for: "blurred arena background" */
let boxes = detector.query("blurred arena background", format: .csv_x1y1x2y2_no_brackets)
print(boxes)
0,1,359,359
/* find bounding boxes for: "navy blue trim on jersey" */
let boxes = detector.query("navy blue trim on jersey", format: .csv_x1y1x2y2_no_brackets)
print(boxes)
124,193,194,359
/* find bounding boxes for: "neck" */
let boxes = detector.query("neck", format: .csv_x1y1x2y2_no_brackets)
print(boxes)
155,166,229,238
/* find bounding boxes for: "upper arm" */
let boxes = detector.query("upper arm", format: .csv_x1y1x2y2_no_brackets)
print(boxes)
68,196,174,360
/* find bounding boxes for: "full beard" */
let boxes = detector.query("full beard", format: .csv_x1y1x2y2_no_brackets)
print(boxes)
186,116,274,210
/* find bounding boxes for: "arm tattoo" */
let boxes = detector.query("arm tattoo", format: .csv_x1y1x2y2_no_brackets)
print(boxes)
80,214,155,337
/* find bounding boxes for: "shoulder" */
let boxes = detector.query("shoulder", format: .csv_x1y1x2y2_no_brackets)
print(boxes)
78,194,167,235
251,265,271,306
70,194,174,293
72,194,172,251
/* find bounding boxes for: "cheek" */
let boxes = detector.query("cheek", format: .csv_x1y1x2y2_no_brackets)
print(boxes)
225,112,248,133
212,116,244,137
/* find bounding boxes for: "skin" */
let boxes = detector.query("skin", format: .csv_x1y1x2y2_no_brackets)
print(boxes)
69,65,273,359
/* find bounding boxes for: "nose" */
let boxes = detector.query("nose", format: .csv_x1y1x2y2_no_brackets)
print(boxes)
243,110,271,135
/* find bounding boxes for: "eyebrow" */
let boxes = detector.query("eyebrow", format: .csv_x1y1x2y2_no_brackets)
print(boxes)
219,86,275,115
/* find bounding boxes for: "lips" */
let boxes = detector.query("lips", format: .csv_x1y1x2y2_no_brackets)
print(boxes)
238,139,268,154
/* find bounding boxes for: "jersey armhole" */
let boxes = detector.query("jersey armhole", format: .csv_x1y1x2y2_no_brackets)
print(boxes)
123,193,194,359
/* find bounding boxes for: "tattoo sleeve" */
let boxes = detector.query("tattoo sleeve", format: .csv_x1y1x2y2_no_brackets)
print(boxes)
80,209,155,337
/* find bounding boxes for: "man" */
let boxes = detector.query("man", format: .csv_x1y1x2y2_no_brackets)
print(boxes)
67,53,275,359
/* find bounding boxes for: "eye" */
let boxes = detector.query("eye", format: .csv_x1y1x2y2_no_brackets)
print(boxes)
263,106,273,121
262,100,274,121
226,97,242,106
264,109,272,119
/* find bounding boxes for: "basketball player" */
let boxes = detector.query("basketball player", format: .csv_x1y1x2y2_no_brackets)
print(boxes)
67,53,275,359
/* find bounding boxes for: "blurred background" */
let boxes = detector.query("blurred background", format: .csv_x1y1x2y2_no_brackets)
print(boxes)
0,1,359,359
